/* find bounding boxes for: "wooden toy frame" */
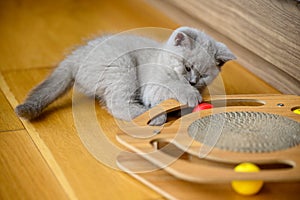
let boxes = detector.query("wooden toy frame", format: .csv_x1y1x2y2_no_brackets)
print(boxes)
116,95,300,183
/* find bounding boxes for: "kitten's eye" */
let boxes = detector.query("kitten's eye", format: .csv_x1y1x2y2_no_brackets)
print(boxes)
200,74,208,78
185,66,191,72
216,60,225,67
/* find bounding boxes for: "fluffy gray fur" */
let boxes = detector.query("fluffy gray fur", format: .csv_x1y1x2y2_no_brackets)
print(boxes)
15,27,236,125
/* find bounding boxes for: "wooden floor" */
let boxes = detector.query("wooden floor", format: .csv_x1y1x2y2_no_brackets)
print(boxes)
0,0,280,199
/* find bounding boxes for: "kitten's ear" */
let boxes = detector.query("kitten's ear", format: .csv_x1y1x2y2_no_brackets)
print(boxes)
215,42,237,67
167,31,193,49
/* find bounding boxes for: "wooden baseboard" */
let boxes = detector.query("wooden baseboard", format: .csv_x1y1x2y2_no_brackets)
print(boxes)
146,0,300,95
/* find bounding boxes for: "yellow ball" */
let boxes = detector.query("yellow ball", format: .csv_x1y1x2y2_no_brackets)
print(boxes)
293,108,300,115
231,163,264,195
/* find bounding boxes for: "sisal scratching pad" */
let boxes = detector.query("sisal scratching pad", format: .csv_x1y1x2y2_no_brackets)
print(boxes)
188,111,300,153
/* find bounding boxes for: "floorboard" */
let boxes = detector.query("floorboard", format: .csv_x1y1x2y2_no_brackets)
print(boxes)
0,130,68,200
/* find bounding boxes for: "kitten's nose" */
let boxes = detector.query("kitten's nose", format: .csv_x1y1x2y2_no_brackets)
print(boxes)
189,81,196,86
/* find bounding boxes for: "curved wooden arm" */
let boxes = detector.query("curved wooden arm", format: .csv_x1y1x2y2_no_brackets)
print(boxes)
133,99,185,126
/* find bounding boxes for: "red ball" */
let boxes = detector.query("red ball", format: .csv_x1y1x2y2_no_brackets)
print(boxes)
193,103,213,112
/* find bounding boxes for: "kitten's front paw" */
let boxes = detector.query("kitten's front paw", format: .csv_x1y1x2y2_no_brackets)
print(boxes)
177,87,202,107
149,114,167,126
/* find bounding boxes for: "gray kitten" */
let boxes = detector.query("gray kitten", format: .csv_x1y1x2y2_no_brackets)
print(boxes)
15,27,236,125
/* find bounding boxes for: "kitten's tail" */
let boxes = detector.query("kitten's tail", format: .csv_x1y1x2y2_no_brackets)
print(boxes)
15,61,75,120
